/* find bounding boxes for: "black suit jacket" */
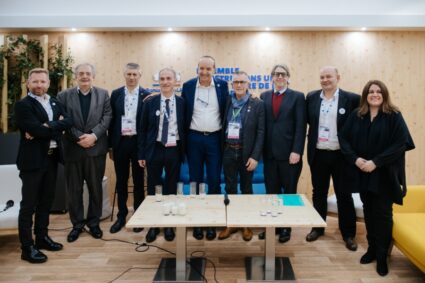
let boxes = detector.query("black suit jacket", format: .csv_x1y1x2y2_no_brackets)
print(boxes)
14,95,72,171
306,89,360,166
260,88,306,161
108,86,151,149
222,95,265,163
181,77,229,131
138,94,185,162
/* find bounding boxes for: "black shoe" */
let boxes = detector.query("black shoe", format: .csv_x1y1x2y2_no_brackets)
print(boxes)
360,249,376,264
206,227,216,240
306,229,324,242
146,228,160,243
67,228,83,243
278,228,291,243
164,228,175,241
376,257,388,276
133,228,144,233
110,218,126,234
258,231,265,240
193,227,204,240
35,235,63,251
344,237,358,251
88,226,103,239
21,245,47,263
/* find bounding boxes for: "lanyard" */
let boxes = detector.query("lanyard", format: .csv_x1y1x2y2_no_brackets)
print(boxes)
231,107,243,121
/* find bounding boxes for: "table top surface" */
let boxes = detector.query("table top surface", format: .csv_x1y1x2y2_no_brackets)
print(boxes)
126,195,227,228
226,194,327,228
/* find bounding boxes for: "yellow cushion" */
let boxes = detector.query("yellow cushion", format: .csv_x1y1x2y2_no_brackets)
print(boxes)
393,213,425,273
393,186,425,213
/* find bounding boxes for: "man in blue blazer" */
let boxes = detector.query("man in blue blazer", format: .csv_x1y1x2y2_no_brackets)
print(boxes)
138,68,185,243
305,66,359,251
260,64,306,243
108,63,150,234
15,68,72,263
181,56,229,240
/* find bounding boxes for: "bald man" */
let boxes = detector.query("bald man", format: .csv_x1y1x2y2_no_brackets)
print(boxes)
305,66,360,251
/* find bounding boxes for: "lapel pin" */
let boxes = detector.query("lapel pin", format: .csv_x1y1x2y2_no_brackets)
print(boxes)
339,108,346,114
156,110,160,116
52,102,56,106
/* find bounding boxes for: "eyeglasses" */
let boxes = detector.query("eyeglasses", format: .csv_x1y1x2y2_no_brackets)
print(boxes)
272,72,288,78
232,81,248,85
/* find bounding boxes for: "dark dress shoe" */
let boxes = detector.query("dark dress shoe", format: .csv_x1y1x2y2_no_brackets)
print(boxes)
36,235,63,251
21,245,47,263
110,218,126,234
360,249,376,264
133,228,144,233
306,229,324,242
278,228,291,243
146,228,160,243
89,226,103,239
67,228,83,243
376,257,389,276
164,228,175,241
206,227,216,240
193,227,204,240
344,237,358,251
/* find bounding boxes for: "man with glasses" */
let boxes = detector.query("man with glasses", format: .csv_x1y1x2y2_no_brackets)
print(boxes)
259,64,306,243
218,71,265,241
181,55,229,241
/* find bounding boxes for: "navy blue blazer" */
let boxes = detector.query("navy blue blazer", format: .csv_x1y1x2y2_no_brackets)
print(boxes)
306,88,360,166
14,95,72,171
260,88,306,161
181,77,229,131
138,94,185,162
108,86,151,149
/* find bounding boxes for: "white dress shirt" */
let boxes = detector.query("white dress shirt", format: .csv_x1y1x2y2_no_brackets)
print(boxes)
157,93,179,143
316,89,340,150
28,92,57,148
190,79,221,132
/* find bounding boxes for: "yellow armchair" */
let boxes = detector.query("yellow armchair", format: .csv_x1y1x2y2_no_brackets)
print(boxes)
392,185,425,273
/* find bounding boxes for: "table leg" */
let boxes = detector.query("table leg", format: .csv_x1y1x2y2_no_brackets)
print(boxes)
176,227,186,281
265,226,275,280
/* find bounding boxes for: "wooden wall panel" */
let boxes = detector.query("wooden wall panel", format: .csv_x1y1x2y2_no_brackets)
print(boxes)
16,31,425,198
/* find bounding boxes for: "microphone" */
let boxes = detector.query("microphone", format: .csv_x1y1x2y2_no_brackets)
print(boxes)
224,193,230,206
1,200,14,212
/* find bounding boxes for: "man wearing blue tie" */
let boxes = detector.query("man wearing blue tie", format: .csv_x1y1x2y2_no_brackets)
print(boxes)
181,56,228,241
138,68,185,243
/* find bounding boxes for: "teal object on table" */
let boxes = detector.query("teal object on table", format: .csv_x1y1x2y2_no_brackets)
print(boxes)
278,194,304,206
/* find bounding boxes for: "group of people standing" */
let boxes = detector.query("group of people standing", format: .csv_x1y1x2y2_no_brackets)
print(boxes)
15,56,414,277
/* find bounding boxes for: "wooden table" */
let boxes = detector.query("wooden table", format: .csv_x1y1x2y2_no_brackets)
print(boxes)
227,194,327,282
126,195,226,282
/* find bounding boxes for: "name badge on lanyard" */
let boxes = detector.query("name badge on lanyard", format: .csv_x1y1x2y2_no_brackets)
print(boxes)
318,125,330,142
121,116,137,135
166,134,177,147
227,122,241,139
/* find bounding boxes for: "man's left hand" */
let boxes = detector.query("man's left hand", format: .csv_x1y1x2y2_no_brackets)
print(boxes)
289,152,300,164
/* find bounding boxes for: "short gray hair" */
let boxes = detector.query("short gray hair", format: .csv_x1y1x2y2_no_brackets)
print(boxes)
159,67,177,79
270,64,290,77
124,63,141,74
74,63,96,77
233,70,250,82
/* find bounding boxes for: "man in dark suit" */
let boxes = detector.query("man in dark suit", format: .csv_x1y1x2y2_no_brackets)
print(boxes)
15,68,72,263
57,63,112,243
305,66,359,251
218,71,265,242
260,64,306,243
181,55,228,240
108,63,150,234
138,68,185,243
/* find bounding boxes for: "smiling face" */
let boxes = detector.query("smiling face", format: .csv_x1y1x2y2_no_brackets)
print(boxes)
197,57,215,86
159,69,176,96
75,64,94,90
367,84,383,109
232,73,249,98
272,66,289,91
27,72,50,97
320,67,340,93
124,68,141,89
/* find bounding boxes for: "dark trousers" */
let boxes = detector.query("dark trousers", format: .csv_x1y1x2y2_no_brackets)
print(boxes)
18,150,58,248
146,143,180,196
187,130,222,194
264,158,302,233
223,146,253,194
310,149,356,238
113,136,145,220
65,154,106,229
360,190,393,259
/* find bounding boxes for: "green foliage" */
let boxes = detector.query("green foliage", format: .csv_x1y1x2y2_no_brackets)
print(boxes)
48,43,74,96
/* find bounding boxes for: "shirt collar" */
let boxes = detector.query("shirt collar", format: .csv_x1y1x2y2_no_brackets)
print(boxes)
77,86,92,95
196,78,215,88
28,92,50,102
125,86,140,96
273,86,287,96
160,93,175,102
320,88,340,101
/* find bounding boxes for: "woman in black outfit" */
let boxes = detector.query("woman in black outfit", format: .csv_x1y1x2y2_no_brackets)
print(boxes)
339,80,415,276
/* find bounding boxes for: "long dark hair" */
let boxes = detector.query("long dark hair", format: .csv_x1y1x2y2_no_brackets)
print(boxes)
358,80,399,116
